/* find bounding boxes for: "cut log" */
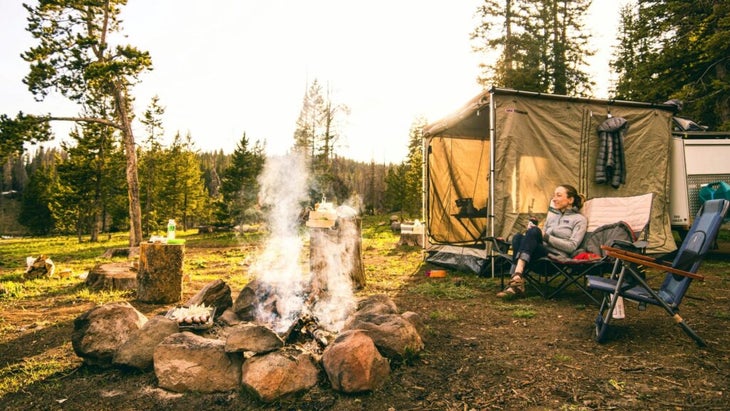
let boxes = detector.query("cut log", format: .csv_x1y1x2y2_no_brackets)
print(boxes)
398,233,423,247
86,263,138,291
136,243,184,304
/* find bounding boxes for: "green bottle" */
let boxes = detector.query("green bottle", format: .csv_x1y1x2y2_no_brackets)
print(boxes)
167,219,176,240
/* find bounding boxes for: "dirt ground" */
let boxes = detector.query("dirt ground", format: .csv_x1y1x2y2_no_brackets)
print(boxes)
1,239,729,411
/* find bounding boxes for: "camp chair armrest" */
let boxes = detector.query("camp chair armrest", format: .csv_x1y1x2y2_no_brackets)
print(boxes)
486,236,511,254
610,239,648,252
602,245,705,281
600,245,672,266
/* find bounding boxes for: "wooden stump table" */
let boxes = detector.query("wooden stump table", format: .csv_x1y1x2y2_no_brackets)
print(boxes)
136,243,184,304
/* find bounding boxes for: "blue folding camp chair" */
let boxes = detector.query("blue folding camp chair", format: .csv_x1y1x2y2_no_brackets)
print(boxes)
586,199,729,346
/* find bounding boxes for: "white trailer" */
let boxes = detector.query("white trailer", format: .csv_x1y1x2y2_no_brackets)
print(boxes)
669,125,730,237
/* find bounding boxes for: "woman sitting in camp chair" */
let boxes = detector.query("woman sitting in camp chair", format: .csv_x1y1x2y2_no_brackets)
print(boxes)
497,184,588,298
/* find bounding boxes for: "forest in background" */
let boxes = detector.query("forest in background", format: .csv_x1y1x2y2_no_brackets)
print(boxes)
1,0,727,240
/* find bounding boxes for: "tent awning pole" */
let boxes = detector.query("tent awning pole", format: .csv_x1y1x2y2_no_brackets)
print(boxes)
489,90,497,278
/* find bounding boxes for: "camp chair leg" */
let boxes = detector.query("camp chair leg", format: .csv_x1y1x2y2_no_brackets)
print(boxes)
620,264,708,347
595,292,625,343
594,265,629,343
674,314,707,347
546,264,601,305
594,295,612,343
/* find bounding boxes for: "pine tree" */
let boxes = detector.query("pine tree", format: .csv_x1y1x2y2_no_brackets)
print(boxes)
19,148,60,235
138,96,167,235
160,132,210,231
3,0,153,246
219,134,265,225
292,79,352,204
55,122,126,241
293,79,325,161
403,117,427,217
612,1,730,129
472,0,594,95
384,164,409,214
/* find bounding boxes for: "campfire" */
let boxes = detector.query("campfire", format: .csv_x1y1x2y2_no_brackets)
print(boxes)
285,313,332,349
70,153,424,401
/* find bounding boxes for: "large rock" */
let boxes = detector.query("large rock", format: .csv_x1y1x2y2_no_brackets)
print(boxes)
154,332,242,393
217,307,242,326
322,329,390,393
343,313,424,360
71,302,148,367
354,294,398,317
401,311,425,340
185,279,232,318
241,348,319,402
113,316,179,370
225,323,284,354
342,294,423,360
232,279,261,321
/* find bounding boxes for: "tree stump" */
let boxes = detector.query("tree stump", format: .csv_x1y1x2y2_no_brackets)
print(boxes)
137,243,184,304
398,233,424,247
309,217,366,293
86,263,137,291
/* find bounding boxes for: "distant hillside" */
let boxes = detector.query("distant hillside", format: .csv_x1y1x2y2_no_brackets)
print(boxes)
0,198,28,237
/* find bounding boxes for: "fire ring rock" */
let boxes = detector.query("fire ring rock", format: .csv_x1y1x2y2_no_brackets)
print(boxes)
224,323,284,355
154,332,242,393
322,329,390,393
113,316,179,370
71,302,148,367
241,348,319,402
343,313,424,360
185,279,232,318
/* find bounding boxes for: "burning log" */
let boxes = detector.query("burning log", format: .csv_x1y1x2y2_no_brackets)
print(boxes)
284,313,334,349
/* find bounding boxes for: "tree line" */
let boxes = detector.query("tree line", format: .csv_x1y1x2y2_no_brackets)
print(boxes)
471,0,728,129
2,0,727,241
1,123,419,239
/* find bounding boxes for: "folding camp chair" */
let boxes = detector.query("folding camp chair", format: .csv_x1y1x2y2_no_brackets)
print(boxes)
491,193,654,304
586,198,729,346
525,193,654,303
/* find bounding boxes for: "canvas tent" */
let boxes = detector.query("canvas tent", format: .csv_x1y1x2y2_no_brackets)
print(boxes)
422,87,678,274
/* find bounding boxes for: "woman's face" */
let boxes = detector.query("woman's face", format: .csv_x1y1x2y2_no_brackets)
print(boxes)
552,186,574,211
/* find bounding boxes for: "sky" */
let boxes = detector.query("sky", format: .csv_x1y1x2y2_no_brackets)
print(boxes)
0,1,622,164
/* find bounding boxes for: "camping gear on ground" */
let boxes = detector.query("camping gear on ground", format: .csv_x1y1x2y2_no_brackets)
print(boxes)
422,87,678,276
490,193,654,304
586,198,729,346
426,269,447,278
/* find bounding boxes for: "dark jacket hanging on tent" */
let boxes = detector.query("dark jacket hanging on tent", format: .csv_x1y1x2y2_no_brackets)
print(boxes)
596,117,628,188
